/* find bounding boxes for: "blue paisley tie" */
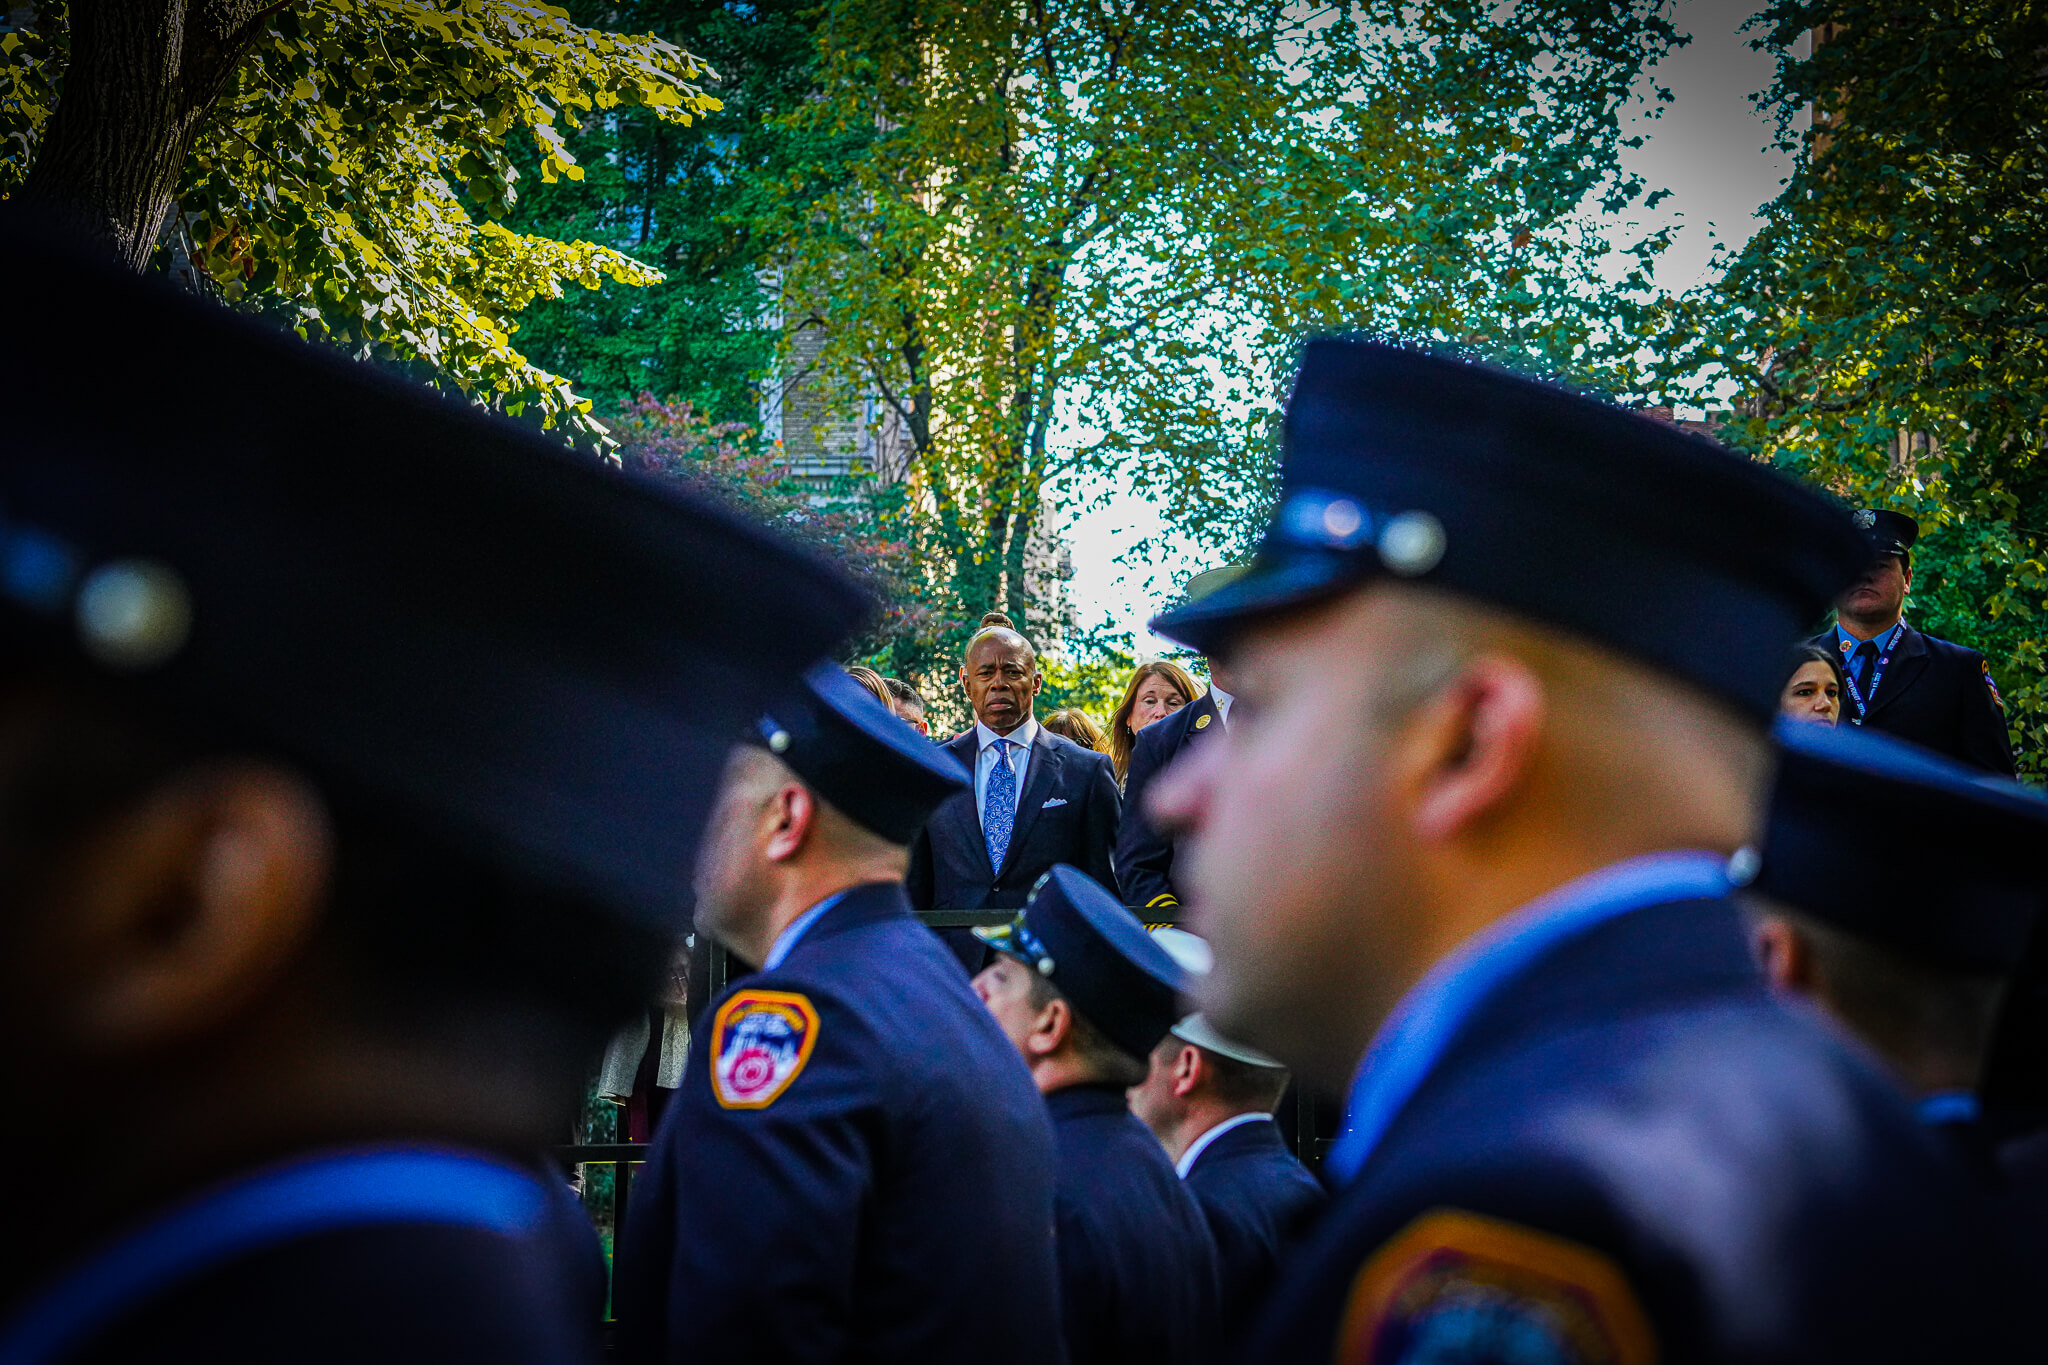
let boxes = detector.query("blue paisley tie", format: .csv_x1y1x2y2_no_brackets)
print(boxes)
984,740,1016,872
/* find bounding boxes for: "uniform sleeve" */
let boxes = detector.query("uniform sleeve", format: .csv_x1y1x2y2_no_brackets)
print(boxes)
644,982,884,1365
1114,721,1179,911
1078,751,1123,902
1957,650,2018,776
1333,1208,1656,1365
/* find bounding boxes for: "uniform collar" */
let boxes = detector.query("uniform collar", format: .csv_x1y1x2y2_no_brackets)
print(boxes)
1207,687,1235,726
0,1147,550,1365
1916,1090,1981,1127
761,890,847,970
1043,1081,1133,1119
1835,618,1905,652
1325,850,1731,1186
975,717,1039,752
1175,1111,1270,1178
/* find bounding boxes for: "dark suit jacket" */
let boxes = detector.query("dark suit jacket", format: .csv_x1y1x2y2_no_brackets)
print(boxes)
1115,689,1222,911
1240,895,2019,1364
1809,622,2015,774
908,723,1120,967
1182,1117,1326,1340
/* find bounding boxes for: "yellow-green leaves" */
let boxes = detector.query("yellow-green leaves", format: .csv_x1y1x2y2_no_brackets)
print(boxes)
2,0,720,444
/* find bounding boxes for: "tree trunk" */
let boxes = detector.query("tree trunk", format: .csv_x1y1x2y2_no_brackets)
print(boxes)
18,0,276,269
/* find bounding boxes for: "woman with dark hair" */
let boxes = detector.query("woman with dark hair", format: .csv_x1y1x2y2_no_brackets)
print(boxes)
1107,660,1200,786
1781,643,1846,725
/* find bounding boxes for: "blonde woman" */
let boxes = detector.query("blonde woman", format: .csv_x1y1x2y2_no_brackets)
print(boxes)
1107,660,1200,787
844,664,892,709
1043,707,1110,753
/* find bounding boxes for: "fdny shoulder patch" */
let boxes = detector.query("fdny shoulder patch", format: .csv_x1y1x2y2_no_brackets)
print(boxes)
1334,1209,1656,1365
1983,662,2006,711
711,989,820,1110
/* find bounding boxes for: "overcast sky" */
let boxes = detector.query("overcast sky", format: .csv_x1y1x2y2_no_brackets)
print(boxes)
1059,0,1793,661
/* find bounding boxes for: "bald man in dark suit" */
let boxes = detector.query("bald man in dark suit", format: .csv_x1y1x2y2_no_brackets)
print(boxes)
908,615,1121,970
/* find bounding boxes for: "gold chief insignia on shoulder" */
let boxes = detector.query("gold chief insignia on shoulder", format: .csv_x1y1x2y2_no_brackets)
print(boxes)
1334,1208,1656,1365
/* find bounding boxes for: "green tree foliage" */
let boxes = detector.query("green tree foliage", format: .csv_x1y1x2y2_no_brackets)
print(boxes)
765,0,1681,633
1668,2,2047,774
612,394,935,661
2,1,719,440
495,0,841,422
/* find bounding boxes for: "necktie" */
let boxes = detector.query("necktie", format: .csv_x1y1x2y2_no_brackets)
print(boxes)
983,740,1016,872
1852,639,1878,687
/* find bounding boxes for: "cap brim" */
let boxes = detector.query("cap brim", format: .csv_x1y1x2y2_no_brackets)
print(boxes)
1170,1012,1285,1068
1150,550,1366,655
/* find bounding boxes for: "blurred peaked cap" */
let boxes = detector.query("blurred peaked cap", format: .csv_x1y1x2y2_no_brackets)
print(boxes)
975,865,1186,1061
0,210,870,931
753,663,970,845
1745,720,2048,974
1147,926,1285,1068
1853,508,1920,561
1179,564,1253,608
1152,338,1868,722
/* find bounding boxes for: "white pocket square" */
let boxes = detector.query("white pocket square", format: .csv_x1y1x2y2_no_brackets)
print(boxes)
1041,797,1068,809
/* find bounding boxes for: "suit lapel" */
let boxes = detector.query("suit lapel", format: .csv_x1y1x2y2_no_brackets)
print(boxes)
944,731,996,876
1177,691,1221,756
1863,623,1929,721
996,729,1064,878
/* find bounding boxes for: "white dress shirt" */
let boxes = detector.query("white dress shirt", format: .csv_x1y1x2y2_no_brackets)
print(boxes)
973,717,1038,827
1208,686,1234,726
1175,1111,1272,1179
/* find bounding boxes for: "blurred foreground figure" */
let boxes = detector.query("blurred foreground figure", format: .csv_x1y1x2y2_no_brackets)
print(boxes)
974,867,1221,1365
1741,721,2048,1210
1147,339,2011,1363
1133,929,1324,1341
614,667,1063,1365
0,219,862,1364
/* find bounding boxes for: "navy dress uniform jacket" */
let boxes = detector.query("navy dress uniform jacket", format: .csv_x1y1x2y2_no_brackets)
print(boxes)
9,1152,607,1365
1807,623,2015,774
1114,690,1222,913
1240,896,2016,1365
613,882,1063,1365
1045,1084,1223,1365
1182,1118,1326,1339
907,726,1121,968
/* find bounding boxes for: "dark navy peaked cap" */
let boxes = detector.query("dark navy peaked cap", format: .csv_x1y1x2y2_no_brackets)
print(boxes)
1853,508,1920,561
976,865,1187,1061
0,214,868,930
1152,339,1868,721
754,663,970,844
1742,720,2048,974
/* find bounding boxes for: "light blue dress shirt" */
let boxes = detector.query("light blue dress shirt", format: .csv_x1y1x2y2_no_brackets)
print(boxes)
972,718,1037,826
761,891,847,971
